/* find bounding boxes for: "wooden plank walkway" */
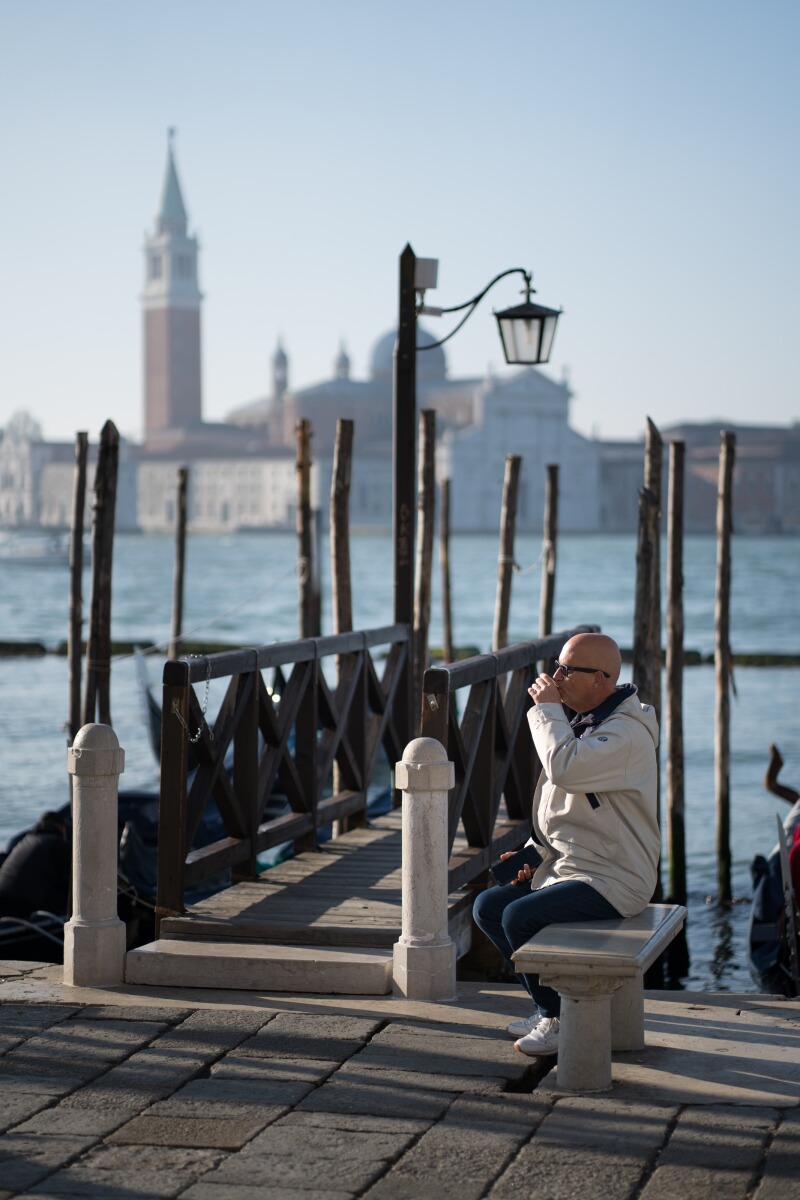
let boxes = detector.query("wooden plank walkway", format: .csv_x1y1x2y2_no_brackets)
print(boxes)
159,811,475,952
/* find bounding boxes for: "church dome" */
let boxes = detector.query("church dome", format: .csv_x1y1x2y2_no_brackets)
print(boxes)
369,325,447,384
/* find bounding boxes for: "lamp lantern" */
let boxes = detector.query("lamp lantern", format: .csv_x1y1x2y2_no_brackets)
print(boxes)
494,297,562,366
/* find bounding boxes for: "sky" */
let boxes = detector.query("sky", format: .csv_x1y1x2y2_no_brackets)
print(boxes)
1,0,798,446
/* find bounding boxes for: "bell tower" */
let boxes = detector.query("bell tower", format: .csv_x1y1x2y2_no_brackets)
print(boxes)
141,130,203,438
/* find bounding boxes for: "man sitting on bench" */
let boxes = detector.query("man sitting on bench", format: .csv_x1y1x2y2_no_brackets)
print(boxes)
473,632,661,1057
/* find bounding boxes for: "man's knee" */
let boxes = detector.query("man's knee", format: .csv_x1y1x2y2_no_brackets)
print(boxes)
472,887,498,928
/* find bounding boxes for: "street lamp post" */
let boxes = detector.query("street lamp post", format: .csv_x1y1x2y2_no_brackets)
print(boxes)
392,242,562,743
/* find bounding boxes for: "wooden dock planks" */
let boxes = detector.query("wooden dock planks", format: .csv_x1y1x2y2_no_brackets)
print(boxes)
160,811,473,949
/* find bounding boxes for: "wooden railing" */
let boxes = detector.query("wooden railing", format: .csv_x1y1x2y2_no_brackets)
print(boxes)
155,624,410,925
420,625,599,893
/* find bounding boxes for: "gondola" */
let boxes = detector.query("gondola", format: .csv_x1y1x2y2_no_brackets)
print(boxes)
747,746,800,996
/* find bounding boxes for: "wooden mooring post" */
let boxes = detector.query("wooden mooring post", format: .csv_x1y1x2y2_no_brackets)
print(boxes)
296,418,319,638
439,478,453,665
539,463,559,639
666,439,690,978
330,418,354,838
67,431,88,745
633,418,664,981
413,409,436,712
632,417,663,723
168,465,189,660
715,430,736,905
493,454,521,652
82,420,119,728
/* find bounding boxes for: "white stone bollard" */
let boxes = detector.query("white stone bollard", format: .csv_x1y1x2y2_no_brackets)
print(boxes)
393,737,456,1000
63,723,127,987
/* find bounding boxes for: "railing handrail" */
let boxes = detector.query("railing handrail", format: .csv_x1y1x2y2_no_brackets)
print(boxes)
156,621,412,927
422,626,599,694
166,623,409,684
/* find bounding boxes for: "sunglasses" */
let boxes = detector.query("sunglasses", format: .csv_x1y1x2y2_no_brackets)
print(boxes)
553,661,610,679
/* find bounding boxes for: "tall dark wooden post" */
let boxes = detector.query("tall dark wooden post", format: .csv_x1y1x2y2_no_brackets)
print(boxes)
393,243,417,746
168,466,189,660
539,463,559,639
632,417,663,721
82,420,119,728
439,478,453,665
493,454,521,652
715,430,736,904
331,418,354,837
666,439,690,979
413,409,436,717
296,418,315,639
67,431,88,745
331,419,354,638
632,416,664,972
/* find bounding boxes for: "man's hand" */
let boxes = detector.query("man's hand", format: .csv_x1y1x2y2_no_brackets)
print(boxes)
528,673,561,705
499,851,534,885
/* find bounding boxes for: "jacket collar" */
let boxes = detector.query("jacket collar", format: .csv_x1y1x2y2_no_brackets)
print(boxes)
570,683,637,737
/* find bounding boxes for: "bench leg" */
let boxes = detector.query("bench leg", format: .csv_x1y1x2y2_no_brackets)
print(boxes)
543,974,623,1093
611,976,645,1052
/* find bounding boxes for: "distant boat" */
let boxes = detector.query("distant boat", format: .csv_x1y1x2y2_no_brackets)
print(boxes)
0,531,70,566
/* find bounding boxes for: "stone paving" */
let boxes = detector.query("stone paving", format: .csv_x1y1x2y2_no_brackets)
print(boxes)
0,961,799,1199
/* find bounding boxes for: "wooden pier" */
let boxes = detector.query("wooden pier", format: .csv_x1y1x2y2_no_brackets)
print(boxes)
126,625,598,993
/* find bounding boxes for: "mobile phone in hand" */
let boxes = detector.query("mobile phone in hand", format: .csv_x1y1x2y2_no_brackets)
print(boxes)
489,845,541,886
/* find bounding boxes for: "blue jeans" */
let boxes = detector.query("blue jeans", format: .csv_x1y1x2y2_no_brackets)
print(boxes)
472,878,621,1018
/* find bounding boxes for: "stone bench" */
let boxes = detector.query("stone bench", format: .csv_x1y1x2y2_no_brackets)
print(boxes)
511,902,687,1093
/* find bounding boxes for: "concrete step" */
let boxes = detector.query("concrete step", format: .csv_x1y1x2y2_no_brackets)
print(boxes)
125,938,393,995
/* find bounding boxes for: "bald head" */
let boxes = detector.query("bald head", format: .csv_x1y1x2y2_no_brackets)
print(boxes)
555,633,621,708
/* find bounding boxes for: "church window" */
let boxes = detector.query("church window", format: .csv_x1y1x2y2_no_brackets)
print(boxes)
174,255,193,280
149,255,162,280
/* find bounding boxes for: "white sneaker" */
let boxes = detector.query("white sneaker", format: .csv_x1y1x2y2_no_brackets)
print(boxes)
514,1015,560,1056
505,1011,540,1039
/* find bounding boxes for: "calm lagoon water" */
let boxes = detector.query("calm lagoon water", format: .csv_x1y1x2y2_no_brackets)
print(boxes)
1,531,797,992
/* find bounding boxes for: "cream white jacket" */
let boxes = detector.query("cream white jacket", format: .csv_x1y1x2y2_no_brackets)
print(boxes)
526,687,660,917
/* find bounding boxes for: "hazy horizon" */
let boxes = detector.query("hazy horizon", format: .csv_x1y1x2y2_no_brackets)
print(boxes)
1,0,797,446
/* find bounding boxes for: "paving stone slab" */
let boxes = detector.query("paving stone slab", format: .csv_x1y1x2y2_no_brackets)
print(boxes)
362,1120,532,1200
277,1110,431,1136
442,1092,552,1133
235,1010,381,1062
352,1021,528,1081
0,1005,79,1036
28,1144,223,1197
753,1108,800,1200
195,1148,388,1193
0,1133,95,1190
298,1078,456,1121
57,1079,176,1112
639,1104,778,1199
69,1006,193,1024
0,1071,87,1095
131,1010,273,1062
17,1019,166,1063
0,1092,53,1133
153,1076,315,1115
488,1096,675,1199
0,1055,99,1087
13,1109,129,1139
56,1046,211,1109
333,1061,508,1095
181,1185,354,1200
210,1053,338,1083
239,1123,416,1162
106,1114,266,1149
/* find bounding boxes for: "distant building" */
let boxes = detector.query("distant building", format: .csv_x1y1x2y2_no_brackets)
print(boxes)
2,135,797,538
142,128,204,442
